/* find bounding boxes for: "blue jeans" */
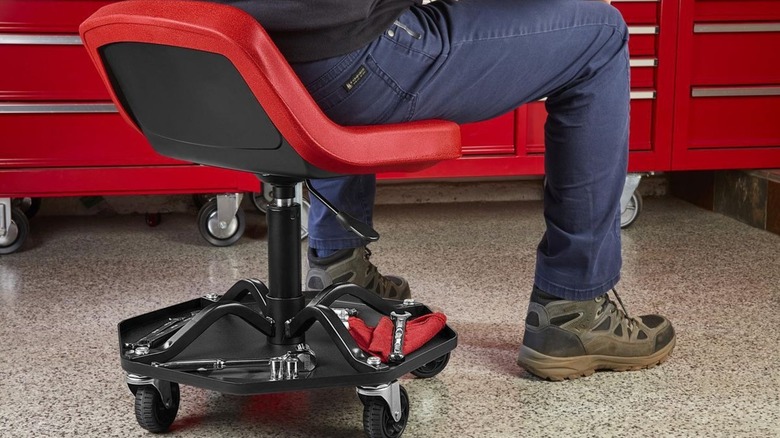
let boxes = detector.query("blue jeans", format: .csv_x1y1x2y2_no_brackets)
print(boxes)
291,0,629,300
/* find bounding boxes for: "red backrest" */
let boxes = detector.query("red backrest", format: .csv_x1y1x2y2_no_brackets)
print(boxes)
79,0,461,175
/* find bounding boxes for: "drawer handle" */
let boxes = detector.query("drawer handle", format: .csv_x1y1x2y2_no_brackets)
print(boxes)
0,34,82,45
694,23,780,34
630,58,657,68
628,26,659,35
538,90,655,101
691,87,780,98
630,90,656,100
0,103,118,114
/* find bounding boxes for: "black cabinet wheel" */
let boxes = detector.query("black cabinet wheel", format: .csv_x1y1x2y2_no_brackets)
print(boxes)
362,385,409,438
0,207,29,255
134,383,180,433
411,352,451,379
197,199,245,246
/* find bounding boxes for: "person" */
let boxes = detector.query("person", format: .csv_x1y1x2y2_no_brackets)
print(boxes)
214,0,676,380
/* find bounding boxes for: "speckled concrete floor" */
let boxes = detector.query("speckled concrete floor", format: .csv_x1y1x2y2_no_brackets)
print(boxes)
1,197,779,437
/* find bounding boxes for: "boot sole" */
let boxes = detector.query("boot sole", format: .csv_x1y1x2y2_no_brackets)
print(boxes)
516,337,676,381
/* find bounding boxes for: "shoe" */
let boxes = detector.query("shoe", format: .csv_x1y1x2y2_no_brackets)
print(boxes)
517,287,675,381
306,247,411,300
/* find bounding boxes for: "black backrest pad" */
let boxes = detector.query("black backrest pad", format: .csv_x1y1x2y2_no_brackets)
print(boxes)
100,42,334,178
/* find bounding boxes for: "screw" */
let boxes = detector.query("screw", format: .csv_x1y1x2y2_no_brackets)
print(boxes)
367,357,382,367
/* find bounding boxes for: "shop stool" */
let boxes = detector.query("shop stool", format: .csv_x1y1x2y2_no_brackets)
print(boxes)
80,1,461,437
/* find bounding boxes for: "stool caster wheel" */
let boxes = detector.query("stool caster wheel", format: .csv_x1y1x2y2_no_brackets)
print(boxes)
0,207,29,255
620,192,643,229
197,198,245,246
133,382,180,433
362,385,409,438
411,352,451,379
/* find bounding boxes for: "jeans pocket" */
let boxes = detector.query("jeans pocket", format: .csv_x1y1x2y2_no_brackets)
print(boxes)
314,54,416,126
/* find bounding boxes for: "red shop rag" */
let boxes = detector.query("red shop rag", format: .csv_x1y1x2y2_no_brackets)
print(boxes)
347,312,447,363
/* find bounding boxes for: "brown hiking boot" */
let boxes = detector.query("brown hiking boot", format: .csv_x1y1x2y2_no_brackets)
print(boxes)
517,287,675,381
306,247,411,300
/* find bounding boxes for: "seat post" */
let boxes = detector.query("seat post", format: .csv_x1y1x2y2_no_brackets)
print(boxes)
265,180,305,345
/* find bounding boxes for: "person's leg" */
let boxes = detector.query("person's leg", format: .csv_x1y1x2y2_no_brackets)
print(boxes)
295,0,630,296
292,0,674,378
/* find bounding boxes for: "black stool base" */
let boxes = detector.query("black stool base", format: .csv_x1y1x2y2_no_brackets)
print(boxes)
118,285,457,395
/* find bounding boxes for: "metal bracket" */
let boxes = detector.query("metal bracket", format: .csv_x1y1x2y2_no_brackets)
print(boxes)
126,374,175,409
357,381,403,422
0,198,10,238
216,193,242,231
620,173,643,214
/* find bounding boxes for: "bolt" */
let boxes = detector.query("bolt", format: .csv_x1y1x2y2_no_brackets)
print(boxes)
219,221,228,229
367,357,382,367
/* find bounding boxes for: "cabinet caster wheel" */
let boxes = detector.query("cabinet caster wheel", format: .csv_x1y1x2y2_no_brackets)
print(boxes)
620,192,643,229
145,213,162,227
134,383,180,433
411,352,451,379
0,207,29,255
197,199,245,246
13,197,42,219
362,385,409,438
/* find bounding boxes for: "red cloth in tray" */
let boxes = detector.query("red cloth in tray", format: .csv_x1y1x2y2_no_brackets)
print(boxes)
347,312,447,363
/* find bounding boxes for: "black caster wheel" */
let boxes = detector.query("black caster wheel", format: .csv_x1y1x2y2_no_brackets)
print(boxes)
197,199,245,246
134,383,180,433
13,197,42,219
362,385,409,438
411,352,451,379
251,191,310,240
620,192,643,229
0,207,29,255
145,212,162,227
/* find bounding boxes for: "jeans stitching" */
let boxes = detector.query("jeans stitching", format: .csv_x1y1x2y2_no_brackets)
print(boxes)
304,50,362,94
451,23,627,48
365,55,415,101
381,34,438,61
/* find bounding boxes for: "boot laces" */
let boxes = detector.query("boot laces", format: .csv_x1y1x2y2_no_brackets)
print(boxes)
362,248,398,294
599,288,639,333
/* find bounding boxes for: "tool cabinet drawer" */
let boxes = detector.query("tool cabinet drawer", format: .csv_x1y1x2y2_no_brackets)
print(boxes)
686,89,780,149
523,95,655,154
0,41,109,101
0,109,182,168
460,113,516,155
631,59,657,88
0,0,113,33
691,23,780,85
628,27,658,56
613,0,659,25
693,0,780,22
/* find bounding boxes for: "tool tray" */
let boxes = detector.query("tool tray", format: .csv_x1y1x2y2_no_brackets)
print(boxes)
118,291,458,395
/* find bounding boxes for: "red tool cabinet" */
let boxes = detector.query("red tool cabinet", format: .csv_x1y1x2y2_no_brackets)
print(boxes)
1,0,779,247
